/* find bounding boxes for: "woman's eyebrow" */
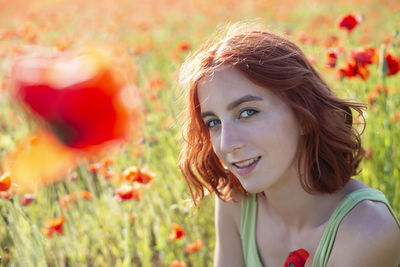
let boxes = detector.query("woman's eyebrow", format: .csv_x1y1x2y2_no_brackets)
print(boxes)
201,94,263,119
227,94,263,110
201,111,215,119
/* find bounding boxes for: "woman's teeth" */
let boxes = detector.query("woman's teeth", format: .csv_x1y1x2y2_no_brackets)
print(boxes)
233,157,260,168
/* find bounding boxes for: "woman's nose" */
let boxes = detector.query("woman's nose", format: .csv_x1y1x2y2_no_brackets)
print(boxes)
219,122,244,154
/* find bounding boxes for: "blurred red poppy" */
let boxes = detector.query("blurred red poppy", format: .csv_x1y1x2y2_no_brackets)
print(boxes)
11,49,137,153
123,166,141,181
326,50,338,68
101,158,115,167
374,84,389,95
41,215,66,238
169,222,186,241
367,90,377,104
385,53,400,76
367,84,389,104
177,40,191,52
135,168,154,186
350,46,377,66
114,184,142,201
87,162,104,174
78,190,92,200
185,239,203,253
337,13,362,32
391,110,400,124
20,193,36,206
7,49,141,192
337,60,369,80
283,249,309,267
123,166,154,187
0,172,11,191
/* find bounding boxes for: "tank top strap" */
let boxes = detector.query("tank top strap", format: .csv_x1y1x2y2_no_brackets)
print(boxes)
312,188,400,267
241,193,264,267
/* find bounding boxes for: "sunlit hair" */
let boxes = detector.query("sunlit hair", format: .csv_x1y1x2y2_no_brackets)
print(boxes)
178,22,366,205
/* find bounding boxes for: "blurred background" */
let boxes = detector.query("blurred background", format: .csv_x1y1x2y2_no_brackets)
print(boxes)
0,0,399,266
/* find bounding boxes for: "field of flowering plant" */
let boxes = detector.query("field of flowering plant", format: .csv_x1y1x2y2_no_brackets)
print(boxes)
0,0,399,266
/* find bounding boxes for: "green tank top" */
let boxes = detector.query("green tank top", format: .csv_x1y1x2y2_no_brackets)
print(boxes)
240,188,400,267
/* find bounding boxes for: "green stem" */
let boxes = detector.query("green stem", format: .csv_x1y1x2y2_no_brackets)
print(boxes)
378,45,393,195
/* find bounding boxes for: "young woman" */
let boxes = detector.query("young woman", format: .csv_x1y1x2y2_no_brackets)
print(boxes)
178,23,400,267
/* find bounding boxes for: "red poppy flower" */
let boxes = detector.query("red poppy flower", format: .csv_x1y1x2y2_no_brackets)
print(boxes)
134,168,155,186
283,249,310,267
77,190,92,200
367,90,378,104
87,162,104,174
11,49,136,153
168,222,186,241
123,166,141,181
337,13,362,32
41,215,66,238
373,84,389,95
114,184,142,201
8,49,141,193
177,40,191,52
0,172,11,191
20,193,36,206
385,53,400,76
185,239,203,253
326,50,338,68
337,60,369,80
123,166,154,186
350,46,377,66
101,158,115,167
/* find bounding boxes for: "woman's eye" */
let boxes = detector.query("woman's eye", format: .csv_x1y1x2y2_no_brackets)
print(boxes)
239,109,258,119
206,119,220,129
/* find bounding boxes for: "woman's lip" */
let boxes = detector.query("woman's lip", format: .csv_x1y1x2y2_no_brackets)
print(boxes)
232,156,261,176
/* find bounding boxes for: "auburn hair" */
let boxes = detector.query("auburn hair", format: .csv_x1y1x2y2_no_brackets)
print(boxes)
178,23,366,205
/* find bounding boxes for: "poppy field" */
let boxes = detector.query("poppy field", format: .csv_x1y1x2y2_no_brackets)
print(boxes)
0,0,399,266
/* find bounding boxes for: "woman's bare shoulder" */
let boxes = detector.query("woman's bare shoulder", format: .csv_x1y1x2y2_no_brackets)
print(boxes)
214,190,243,227
214,191,246,267
328,198,400,267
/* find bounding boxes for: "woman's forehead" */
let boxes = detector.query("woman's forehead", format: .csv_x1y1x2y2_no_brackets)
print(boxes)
197,68,273,99
196,68,282,114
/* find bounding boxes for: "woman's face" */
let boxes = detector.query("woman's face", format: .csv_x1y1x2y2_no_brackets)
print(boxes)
197,67,302,193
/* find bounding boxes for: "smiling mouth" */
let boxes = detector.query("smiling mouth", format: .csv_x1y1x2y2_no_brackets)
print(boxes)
232,156,261,168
